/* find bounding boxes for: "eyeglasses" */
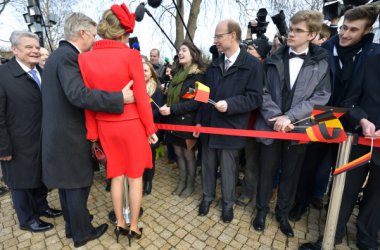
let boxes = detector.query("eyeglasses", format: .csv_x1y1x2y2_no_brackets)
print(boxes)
289,27,310,35
213,32,232,40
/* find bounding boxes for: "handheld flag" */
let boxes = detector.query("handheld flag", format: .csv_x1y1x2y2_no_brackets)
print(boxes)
150,98,160,109
182,82,216,105
293,106,347,125
333,152,372,175
182,88,196,99
194,81,212,103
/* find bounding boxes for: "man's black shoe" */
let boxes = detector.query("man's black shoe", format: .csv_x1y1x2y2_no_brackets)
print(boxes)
20,219,53,232
198,200,211,216
73,223,108,248
288,204,306,222
221,208,233,223
0,186,8,196
277,217,294,237
39,208,63,218
298,242,322,250
252,211,266,231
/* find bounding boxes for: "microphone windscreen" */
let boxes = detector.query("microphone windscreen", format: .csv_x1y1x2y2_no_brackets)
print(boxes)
135,3,145,22
148,0,162,8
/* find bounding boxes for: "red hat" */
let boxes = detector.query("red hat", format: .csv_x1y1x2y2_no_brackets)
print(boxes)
111,3,135,33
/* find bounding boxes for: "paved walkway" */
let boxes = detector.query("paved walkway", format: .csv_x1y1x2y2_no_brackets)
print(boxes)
0,158,377,249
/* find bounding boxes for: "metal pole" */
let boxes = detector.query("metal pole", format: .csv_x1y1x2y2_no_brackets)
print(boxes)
123,177,131,224
322,134,353,250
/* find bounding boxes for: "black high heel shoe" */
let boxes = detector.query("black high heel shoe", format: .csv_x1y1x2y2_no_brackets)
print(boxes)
127,228,143,247
114,226,129,243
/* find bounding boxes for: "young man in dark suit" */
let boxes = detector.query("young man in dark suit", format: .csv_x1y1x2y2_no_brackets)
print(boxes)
253,10,331,237
41,13,134,247
0,31,62,233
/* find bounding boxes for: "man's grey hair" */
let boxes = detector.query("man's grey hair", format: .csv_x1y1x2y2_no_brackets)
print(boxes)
150,48,160,56
9,31,39,47
64,12,96,40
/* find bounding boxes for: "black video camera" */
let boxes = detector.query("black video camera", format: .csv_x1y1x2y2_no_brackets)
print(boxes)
271,10,288,37
249,8,269,40
323,0,354,20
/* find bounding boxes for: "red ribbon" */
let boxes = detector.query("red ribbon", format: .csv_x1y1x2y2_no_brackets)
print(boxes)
155,123,380,148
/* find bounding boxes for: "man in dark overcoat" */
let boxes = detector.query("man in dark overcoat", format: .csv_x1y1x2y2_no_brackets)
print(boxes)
195,19,264,224
41,13,133,248
0,31,62,233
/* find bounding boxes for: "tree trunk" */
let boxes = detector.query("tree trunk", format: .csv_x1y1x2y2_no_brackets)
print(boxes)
186,0,201,42
175,0,184,49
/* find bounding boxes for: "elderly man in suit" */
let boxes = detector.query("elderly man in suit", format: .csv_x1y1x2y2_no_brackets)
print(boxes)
41,12,134,248
0,31,62,233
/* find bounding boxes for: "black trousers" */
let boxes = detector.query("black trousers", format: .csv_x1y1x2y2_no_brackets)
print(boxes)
10,185,49,226
143,146,157,183
201,146,239,209
256,140,306,217
294,143,338,209
59,187,93,242
335,145,380,249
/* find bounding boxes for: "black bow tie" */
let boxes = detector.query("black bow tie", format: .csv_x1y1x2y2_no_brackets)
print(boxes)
289,52,307,60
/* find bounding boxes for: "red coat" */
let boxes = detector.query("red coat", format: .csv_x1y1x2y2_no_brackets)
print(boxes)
79,40,156,178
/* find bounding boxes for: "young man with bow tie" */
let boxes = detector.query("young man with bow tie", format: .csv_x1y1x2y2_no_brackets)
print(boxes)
253,10,331,237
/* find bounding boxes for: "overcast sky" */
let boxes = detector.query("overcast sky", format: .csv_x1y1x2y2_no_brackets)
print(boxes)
0,1,278,60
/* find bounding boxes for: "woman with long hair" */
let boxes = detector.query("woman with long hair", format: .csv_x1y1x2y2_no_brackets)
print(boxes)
142,62,163,195
159,41,207,198
78,4,157,245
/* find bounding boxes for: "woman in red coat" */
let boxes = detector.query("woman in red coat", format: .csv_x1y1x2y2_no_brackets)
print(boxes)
78,4,157,245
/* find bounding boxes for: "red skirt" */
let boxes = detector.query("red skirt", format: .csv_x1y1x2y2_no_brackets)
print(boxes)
97,119,152,179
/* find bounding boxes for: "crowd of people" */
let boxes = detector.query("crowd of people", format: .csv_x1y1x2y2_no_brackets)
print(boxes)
0,2,379,250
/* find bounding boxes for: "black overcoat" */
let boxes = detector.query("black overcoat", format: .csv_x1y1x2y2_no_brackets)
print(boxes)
196,49,264,149
347,55,380,165
0,58,43,189
41,41,124,189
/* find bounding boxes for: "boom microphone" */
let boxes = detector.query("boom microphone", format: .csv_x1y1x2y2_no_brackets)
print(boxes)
148,0,162,8
135,3,146,22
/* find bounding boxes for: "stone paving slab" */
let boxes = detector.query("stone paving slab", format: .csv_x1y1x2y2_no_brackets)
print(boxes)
1,158,379,249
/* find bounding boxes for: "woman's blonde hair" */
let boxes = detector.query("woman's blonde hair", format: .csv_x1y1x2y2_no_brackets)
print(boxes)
97,9,126,40
143,62,158,96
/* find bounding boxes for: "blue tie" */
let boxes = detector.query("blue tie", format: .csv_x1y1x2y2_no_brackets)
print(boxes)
29,69,41,89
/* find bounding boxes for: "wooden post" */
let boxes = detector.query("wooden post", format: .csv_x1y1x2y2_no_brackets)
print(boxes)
322,134,354,250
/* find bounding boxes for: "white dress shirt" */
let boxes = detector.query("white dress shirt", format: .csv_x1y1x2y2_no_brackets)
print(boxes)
225,47,241,69
288,47,309,89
